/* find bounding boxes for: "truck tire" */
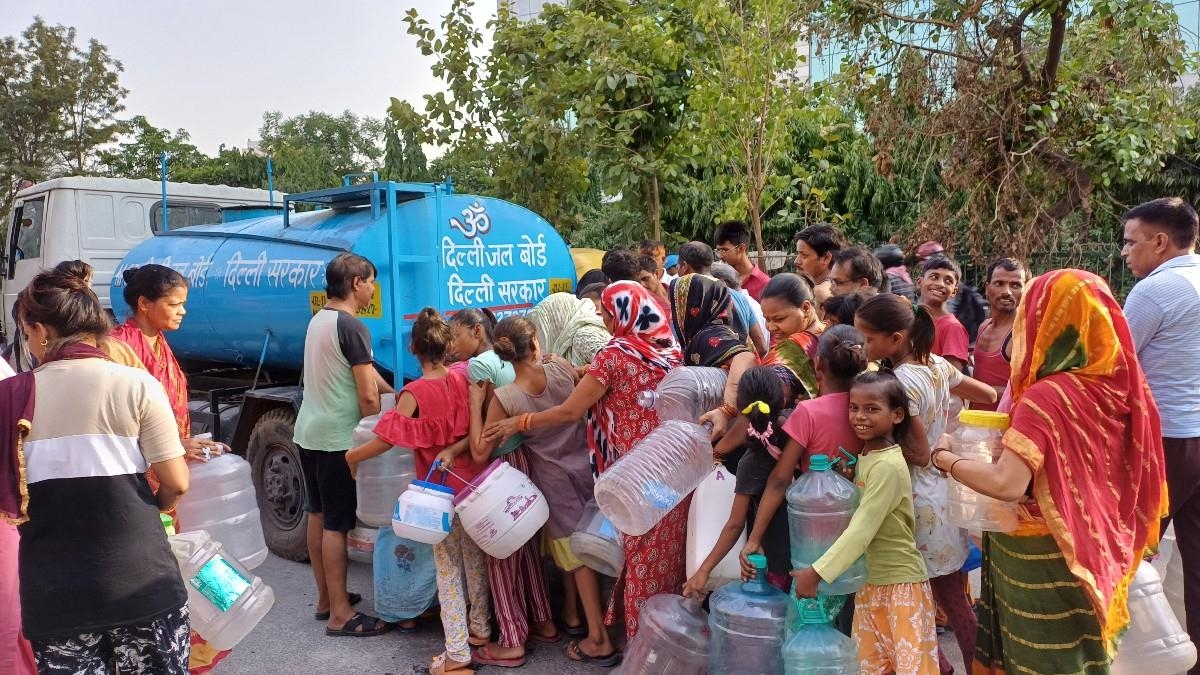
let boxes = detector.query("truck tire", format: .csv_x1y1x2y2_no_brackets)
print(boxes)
248,407,309,562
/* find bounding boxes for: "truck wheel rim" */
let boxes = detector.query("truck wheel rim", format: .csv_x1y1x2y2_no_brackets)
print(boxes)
263,442,304,531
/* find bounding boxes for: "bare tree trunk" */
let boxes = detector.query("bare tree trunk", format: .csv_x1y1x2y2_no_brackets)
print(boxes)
642,174,662,241
748,186,766,269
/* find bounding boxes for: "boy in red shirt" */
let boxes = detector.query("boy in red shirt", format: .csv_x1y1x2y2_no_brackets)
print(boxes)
918,256,970,372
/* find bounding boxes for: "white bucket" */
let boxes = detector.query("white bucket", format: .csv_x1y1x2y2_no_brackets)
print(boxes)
454,458,549,559
687,465,743,591
391,471,455,545
347,527,377,564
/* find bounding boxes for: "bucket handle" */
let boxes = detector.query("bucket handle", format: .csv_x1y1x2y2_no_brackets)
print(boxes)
424,462,450,486
430,459,484,492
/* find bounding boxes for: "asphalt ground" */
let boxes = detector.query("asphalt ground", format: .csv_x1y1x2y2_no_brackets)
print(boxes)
216,554,967,675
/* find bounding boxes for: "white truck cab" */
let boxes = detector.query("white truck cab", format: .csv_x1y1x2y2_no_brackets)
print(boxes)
2,177,281,343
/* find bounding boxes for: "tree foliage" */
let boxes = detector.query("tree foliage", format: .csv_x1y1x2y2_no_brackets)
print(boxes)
98,115,206,179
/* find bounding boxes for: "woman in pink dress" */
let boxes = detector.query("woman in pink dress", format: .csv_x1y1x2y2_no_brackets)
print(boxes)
483,281,683,660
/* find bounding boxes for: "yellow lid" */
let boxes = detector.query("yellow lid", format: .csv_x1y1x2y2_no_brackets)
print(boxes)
958,410,1010,429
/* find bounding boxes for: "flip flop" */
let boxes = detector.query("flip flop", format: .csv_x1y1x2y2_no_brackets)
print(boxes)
324,612,389,637
467,634,490,647
393,619,419,634
557,621,588,638
565,640,621,667
530,629,563,645
313,592,362,620
430,652,474,675
473,645,526,668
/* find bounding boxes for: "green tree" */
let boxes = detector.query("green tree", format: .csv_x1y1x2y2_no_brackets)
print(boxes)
98,115,206,179
258,110,385,191
174,145,270,189
382,98,430,183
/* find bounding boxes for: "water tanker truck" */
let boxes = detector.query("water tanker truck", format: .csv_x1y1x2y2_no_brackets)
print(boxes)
112,178,576,560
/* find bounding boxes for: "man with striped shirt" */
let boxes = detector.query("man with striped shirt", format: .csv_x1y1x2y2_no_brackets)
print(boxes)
1121,197,1200,675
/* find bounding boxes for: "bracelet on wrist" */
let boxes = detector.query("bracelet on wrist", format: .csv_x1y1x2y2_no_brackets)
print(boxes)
948,457,965,478
719,403,738,418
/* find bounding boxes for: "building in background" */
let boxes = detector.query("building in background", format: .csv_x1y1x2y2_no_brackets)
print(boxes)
501,0,565,21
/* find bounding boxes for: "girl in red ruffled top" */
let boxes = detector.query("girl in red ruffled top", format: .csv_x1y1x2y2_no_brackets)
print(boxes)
347,308,488,675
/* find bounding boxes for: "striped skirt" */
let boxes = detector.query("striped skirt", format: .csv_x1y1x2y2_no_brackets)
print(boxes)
974,531,1112,675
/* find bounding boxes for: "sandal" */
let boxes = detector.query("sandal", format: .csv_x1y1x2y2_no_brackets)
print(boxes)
565,640,621,667
473,645,526,668
394,618,418,634
324,612,389,637
313,592,362,620
467,634,490,647
430,652,474,675
530,628,563,645
557,620,587,638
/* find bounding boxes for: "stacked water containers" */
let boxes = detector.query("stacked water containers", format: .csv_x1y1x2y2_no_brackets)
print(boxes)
638,366,727,422
1110,560,1197,675
782,599,859,674
946,411,1018,532
353,394,417,527
617,594,710,675
175,450,269,569
787,455,867,595
570,499,625,577
709,553,790,673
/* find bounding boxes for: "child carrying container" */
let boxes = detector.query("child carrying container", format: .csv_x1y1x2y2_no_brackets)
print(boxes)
791,370,938,675
347,308,488,675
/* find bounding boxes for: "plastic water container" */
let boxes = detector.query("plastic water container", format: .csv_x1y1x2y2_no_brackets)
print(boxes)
176,453,269,570
594,420,713,536
638,366,727,422
392,467,455,545
687,464,744,591
346,526,377,564
787,455,867,596
373,527,438,623
1156,525,1188,630
783,599,859,674
453,458,549,559
617,594,709,675
709,553,789,674
947,411,1018,532
1111,560,1197,675
169,530,275,650
570,498,624,577
354,395,418,527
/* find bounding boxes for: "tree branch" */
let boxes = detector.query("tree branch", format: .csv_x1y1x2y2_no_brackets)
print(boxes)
1041,3,1069,90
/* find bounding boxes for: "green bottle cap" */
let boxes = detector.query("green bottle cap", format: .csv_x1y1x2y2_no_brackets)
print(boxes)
747,553,767,570
160,513,175,535
808,454,833,471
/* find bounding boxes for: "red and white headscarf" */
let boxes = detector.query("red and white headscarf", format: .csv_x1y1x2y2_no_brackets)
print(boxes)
599,281,680,373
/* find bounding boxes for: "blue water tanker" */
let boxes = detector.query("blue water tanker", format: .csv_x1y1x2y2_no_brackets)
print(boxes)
113,180,576,381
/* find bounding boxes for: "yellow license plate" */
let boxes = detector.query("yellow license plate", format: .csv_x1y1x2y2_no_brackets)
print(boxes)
549,278,573,294
310,286,383,318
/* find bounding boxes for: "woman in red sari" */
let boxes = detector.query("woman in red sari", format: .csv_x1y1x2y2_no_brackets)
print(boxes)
930,269,1168,673
111,264,228,674
483,281,683,661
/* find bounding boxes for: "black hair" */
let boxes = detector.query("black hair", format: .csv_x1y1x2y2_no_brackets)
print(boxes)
678,241,714,272
920,255,962,283
493,316,538,363
602,248,640,283
411,307,451,364
18,261,111,350
795,223,847,257
1123,197,1200,249
985,257,1028,284
324,252,376,300
760,272,813,308
637,254,659,275
450,307,499,343
850,369,913,443
576,269,607,297
713,220,751,248
821,289,871,327
121,263,188,311
818,324,868,385
855,292,935,365
638,239,665,256
831,246,884,290
873,243,905,269
736,366,787,456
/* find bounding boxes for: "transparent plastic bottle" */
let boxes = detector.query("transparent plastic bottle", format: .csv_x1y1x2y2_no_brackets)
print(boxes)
570,498,625,578
175,452,269,569
353,394,417,528
783,599,860,674
169,530,276,650
638,366,728,422
594,420,713,536
616,594,709,675
1111,560,1197,675
708,553,789,674
786,454,867,596
947,411,1018,532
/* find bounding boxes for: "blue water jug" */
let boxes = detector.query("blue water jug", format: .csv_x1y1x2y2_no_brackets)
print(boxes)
708,553,789,674
783,599,860,674
787,455,867,596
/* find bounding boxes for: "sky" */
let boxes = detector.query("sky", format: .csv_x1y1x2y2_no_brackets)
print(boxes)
0,0,498,155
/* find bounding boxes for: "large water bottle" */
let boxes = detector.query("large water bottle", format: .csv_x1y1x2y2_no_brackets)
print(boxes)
616,594,709,675
1111,560,1197,675
638,366,727,422
176,452,269,569
947,411,1018,532
353,394,418,527
783,599,859,674
709,553,789,674
594,420,713,536
1159,525,1188,630
169,530,276,650
787,455,867,596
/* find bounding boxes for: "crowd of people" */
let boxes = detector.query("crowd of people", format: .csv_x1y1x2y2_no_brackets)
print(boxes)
0,196,1197,675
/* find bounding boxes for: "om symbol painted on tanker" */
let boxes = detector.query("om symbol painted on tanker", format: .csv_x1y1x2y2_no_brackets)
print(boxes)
449,201,492,239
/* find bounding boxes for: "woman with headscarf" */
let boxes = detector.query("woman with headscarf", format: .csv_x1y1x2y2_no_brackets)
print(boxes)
930,269,1168,674
527,292,612,368
483,281,683,660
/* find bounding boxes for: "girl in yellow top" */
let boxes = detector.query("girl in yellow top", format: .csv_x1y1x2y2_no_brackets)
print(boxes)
791,370,938,675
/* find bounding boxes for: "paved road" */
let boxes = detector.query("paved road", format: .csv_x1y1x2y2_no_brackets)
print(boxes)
217,554,967,674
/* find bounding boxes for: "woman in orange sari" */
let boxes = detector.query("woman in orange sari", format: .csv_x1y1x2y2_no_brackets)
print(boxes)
930,269,1168,673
